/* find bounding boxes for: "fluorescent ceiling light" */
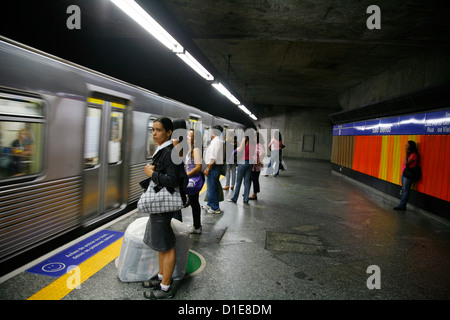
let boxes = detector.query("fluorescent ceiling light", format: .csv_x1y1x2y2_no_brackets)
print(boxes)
238,104,252,115
239,104,257,120
212,83,240,105
177,51,214,81
111,0,254,119
111,0,183,53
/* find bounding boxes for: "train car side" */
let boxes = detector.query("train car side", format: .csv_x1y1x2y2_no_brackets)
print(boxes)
0,38,245,269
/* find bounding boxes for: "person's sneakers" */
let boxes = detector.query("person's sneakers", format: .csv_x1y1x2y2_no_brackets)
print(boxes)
201,204,211,211
142,274,161,289
144,287,174,300
207,207,221,214
393,206,406,211
189,226,202,234
227,198,236,203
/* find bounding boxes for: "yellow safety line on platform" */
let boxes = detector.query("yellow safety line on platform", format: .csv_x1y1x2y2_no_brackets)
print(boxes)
27,175,224,300
27,238,123,300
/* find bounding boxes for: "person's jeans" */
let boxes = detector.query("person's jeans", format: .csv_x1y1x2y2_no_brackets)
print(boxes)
206,165,220,210
398,174,413,209
225,164,236,187
231,160,253,203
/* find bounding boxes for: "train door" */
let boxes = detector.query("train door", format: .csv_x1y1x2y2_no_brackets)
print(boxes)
82,93,129,223
188,114,202,132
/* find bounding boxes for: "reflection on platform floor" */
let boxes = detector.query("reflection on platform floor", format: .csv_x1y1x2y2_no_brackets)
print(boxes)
1,159,449,300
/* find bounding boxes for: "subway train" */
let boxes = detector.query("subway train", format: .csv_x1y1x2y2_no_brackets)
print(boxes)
0,37,245,271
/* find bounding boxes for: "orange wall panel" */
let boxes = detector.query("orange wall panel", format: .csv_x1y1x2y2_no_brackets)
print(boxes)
332,133,450,202
444,136,450,202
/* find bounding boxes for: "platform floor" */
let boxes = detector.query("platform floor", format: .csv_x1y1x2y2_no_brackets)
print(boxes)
1,159,449,300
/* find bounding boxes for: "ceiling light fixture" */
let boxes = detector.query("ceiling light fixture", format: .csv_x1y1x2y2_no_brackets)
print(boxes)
212,83,240,105
238,104,251,115
111,0,214,81
111,0,183,53
111,0,257,121
239,104,258,121
177,50,214,81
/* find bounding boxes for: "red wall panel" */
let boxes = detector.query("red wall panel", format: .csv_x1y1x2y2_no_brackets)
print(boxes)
332,134,450,202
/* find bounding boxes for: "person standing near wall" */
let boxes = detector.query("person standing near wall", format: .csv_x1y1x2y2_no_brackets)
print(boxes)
394,140,420,211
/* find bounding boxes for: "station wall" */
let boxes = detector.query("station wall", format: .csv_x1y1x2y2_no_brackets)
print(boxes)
331,109,450,217
258,105,337,160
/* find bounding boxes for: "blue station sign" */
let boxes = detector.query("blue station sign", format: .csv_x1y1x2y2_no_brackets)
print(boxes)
333,110,450,136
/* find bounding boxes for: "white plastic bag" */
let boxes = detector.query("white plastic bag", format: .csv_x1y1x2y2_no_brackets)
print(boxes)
171,218,190,280
280,159,287,171
116,217,190,282
116,217,159,282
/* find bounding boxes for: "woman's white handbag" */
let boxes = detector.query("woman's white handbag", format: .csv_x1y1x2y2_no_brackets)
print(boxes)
137,180,183,214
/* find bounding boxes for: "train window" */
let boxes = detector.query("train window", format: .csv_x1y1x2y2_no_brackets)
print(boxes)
109,111,123,164
0,98,43,118
146,118,158,159
203,126,210,149
188,115,202,132
0,96,44,180
84,107,102,168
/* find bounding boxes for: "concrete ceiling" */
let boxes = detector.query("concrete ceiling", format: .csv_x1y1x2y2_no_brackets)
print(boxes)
1,1,449,126
159,0,450,113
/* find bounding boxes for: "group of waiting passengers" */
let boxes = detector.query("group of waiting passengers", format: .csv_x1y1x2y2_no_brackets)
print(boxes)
139,117,283,299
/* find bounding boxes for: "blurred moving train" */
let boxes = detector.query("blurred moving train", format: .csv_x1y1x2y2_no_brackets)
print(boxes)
0,37,245,271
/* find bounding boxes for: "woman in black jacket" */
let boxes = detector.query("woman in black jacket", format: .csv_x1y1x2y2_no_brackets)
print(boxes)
142,117,180,300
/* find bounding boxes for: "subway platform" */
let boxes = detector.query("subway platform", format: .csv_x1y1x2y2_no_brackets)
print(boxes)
1,158,449,301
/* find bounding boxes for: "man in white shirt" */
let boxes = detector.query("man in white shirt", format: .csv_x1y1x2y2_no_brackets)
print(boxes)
202,125,224,213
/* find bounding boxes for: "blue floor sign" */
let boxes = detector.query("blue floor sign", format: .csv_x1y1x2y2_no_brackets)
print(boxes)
26,230,124,277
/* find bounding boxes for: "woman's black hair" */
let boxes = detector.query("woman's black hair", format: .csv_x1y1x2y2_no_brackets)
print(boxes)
244,128,255,144
256,131,265,145
154,117,173,136
407,140,420,162
212,124,224,133
173,118,187,143
407,140,418,154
